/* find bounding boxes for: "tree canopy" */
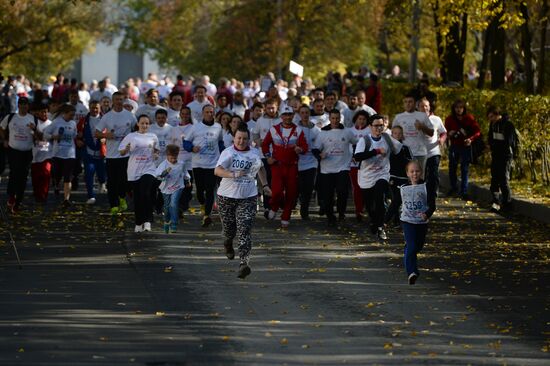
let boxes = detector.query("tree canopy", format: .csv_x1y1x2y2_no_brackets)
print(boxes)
0,0,108,80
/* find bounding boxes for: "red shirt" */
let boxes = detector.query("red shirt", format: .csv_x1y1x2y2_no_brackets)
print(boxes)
444,113,481,147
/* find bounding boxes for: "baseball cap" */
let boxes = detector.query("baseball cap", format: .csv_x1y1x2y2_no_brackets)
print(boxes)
281,105,294,115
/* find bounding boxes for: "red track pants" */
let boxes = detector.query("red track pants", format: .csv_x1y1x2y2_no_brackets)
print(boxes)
31,160,52,202
269,164,298,221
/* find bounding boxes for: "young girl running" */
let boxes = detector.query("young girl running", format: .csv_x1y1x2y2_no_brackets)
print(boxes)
119,114,159,232
155,144,190,233
400,160,435,285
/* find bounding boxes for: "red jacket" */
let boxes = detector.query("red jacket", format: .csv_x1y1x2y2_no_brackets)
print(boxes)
445,113,481,147
262,123,308,165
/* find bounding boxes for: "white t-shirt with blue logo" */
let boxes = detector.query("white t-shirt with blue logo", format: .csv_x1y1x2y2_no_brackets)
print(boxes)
185,122,223,169
43,117,77,159
95,109,137,159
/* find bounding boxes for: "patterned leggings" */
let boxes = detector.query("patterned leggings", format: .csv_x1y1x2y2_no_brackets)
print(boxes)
217,195,257,264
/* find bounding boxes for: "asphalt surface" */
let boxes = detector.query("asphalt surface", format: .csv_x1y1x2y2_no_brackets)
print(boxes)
0,184,549,365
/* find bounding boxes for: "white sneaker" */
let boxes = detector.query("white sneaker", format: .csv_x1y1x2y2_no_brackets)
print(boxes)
280,220,289,229
135,225,143,233
86,198,96,205
267,210,276,220
99,183,107,193
143,222,152,232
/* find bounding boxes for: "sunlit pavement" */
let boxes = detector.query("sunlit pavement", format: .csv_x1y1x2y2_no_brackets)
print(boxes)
1,190,549,365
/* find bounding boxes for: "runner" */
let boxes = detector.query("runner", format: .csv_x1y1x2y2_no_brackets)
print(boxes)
262,106,308,228
183,104,224,227
136,88,166,122
187,85,211,124
296,105,319,220
0,97,36,213
417,97,446,211
30,103,52,203
155,144,190,233
119,114,159,233
43,104,78,207
79,100,106,204
316,109,358,226
169,106,194,213
95,92,137,214
215,122,270,278
392,93,433,173
349,110,370,221
353,114,402,240
400,160,435,285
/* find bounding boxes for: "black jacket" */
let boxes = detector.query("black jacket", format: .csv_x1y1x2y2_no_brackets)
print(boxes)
488,114,516,158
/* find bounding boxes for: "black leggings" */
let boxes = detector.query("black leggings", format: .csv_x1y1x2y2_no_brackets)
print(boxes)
193,167,217,216
131,174,154,225
106,158,129,208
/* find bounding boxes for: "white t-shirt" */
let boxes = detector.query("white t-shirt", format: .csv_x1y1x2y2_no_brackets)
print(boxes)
95,109,137,159
135,104,166,123
167,108,181,127
253,115,280,141
155,160,190,194
149,123,173,163
169,124,193,171
0,113,36,151
78,90,91,108
392,111,432,156
400,183,429,224
90,89,112,102
187,99,212,124
185,122,224,169
310,113,329,130
298,123,319,171
349,126,370,168
71,102,89,122
216,145,263,199
32,119,52,163
356,134,402,189
317,127,357,174
223,130,234,149
43,117,78,159
426,115,447,158
343,105,376,128
252,115,280,156
119,132,159,181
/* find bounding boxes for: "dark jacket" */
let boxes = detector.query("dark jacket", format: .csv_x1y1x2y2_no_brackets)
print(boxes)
488,114,516,158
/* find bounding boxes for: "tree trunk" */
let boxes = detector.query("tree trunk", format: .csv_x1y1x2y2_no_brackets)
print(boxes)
409,0,421,83
537,0,549,94
490,12,506,89
520,3,535,94
432,0,446,82
477,26,492,89
443,13,467,85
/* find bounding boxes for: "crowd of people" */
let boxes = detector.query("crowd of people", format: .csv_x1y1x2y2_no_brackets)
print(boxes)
0,71,518,281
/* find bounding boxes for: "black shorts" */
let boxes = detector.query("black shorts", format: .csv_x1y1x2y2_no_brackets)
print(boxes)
53,157,76,183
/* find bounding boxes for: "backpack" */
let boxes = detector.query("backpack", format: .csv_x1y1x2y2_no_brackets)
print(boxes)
362,133,398,155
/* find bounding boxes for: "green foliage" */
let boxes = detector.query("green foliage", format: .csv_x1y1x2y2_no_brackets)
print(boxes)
0,0,107,81
382,80,550,187
121,0,385,83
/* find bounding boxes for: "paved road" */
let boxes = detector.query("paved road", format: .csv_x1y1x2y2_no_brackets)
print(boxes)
0,191,549,365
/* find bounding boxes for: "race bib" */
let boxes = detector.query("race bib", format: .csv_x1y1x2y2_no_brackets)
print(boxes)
400,184,428,224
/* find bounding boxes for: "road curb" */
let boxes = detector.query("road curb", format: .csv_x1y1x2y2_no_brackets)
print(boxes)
439,170,550,224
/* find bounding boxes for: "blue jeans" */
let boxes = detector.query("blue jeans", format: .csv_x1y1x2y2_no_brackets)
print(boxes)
163,189,183,225
83,154,106,199
448,145,471,194
402,222,428,276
